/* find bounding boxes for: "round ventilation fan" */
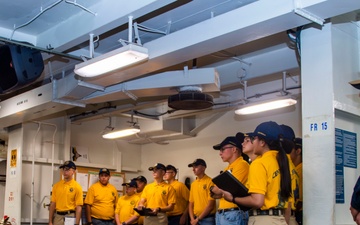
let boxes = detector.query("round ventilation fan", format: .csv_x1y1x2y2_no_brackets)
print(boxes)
168,91,214,110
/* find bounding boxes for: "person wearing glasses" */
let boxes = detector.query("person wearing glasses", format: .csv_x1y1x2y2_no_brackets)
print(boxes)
164,164,190,225
49,161,83,225
221,121,292,225
210,135,249,225
188,158,216,225
137,163,176,225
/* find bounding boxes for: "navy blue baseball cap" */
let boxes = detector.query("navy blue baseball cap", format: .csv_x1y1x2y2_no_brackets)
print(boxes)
148,163,166,171
59,160,76,170
247,121,282,141
213,136,242,150
280,124,295,141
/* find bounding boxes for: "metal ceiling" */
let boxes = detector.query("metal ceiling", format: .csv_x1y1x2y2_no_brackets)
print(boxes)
0,0,359,142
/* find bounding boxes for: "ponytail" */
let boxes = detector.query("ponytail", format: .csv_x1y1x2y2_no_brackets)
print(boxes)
268,139,292,200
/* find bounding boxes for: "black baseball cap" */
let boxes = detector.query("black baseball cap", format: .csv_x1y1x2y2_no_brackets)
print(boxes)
166,164,177,172
213,136,242,150
148,163,166,171
122,180,138,188
99,168,110,175
59,161,76,170
132,175,147,183
294,137,302,148
188,158,207,167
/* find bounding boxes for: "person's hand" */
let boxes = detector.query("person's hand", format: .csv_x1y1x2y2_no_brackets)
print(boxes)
350,206,360,221
190,217,199,225
222,190,234,203
136,205,144,210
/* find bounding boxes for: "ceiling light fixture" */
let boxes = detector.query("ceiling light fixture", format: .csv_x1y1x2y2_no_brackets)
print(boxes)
102,125,140,139
102,114,140,139
74,43,148,77
234,97,297,115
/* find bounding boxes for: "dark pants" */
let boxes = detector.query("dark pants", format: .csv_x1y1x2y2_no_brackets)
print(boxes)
92,217,114,225
295,211,302,225
168,214,182,225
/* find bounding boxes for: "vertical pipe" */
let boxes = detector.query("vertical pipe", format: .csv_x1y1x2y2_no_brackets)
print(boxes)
282,71,287,94
30,123,41,225
30,121,58,225
89,33,94,58
128,16,133,43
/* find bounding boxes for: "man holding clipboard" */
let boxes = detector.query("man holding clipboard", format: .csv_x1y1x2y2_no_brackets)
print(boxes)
210,135,249,225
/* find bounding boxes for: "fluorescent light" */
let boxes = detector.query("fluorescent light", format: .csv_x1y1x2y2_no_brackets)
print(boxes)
74,43,148,77
235,98,297,115
102,126,140,139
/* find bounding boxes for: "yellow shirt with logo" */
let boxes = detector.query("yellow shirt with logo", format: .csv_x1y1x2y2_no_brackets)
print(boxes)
189,174,216,217
135,192,144,224
218,156,249,210
140,181,176,208
51,179,83,211
115,194,140,224
84,181,118,220
247,150,287,210
167,180,190,216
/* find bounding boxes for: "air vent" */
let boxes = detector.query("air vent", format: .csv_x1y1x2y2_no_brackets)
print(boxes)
168,86,214,110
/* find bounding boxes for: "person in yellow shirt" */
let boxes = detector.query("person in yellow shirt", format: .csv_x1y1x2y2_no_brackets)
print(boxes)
290,138,303,225
221,121,292,225
210,135,249,225
49,161,83,225
115,180,140,225
280,124,300,225
85,168,118,225
132,176,147,225
188,159,216,225
137,163,176,225
164,164,189,225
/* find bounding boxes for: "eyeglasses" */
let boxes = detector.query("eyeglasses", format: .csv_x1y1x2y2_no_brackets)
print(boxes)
165,171,174,174
220,146,233,152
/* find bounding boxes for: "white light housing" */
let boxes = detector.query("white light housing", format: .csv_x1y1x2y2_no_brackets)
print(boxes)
102,126,140,139
235,98,297,115
74,43,148,77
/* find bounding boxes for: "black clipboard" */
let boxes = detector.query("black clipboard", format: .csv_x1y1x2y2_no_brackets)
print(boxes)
212,170,251,210
133,207,156,216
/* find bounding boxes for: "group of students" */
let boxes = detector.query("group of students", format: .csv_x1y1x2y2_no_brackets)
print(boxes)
48,120,303,225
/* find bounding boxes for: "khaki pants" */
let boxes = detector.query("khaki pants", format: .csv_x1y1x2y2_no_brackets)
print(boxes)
248,215,287,225
144,212,167,225
289,215,298,225
53,213,75,225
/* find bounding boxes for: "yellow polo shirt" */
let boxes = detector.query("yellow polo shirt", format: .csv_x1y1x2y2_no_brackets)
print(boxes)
167,180,189,216
84,181,118,220
51,179,83,211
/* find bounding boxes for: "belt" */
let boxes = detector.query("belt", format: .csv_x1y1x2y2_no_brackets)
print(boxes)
56,210,75,215
195,214,215,220
217,207,240,214
249,209,284,216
